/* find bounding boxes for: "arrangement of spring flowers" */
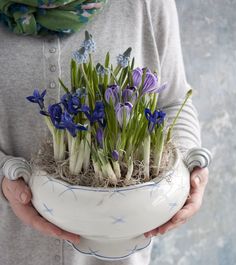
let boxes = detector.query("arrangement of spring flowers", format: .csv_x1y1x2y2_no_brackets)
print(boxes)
27,31,192,186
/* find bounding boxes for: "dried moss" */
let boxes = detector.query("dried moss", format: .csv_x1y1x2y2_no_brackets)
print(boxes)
30,139,177,188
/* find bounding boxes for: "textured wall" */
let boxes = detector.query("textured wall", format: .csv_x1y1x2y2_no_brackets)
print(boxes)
150,0,236,264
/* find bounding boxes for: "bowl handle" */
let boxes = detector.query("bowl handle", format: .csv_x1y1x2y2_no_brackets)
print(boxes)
2,158,32,184
184,147,212,172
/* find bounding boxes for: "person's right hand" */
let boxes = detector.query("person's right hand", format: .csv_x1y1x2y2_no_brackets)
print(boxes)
2,176,80,244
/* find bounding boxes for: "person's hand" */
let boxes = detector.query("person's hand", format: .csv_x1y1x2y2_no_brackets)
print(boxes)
144,167,209,238
2,176,80,244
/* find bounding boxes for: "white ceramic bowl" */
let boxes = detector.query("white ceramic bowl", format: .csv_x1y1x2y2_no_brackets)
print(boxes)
28,149,190,261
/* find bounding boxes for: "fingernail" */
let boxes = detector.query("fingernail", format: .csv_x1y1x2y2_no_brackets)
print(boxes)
194,175,201,186
20,192,27,203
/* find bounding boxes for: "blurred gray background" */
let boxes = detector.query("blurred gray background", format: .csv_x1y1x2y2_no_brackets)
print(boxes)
150,0,236,264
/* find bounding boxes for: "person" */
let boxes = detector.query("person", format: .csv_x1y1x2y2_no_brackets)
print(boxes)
0,0,209,264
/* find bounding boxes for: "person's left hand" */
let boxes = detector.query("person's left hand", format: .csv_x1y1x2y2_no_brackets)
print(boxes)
144,167,209,238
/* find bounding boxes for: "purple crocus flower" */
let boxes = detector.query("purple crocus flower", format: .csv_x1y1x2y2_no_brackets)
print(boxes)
82,101,106,127
115,102,133,127
26,89,46,109
144,108,166,133
96,127,104,148
48,103,64,129
132,67,143,87
142,72,158,95
122,86,138,104
112,150,119,161
105,85,120,105
61,112,87,137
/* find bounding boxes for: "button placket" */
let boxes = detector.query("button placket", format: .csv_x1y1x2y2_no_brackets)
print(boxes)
43,37,60,105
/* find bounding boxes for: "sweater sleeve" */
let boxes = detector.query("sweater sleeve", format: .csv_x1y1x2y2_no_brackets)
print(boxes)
151,0,201,154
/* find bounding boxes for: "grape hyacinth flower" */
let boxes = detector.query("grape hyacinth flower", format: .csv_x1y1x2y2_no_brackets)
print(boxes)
96,63,109,77
72,47,88,64
105,85,120,105
82,31,96,53
117,47,132,68
145,108,166,133
132,67,143,87
82,101,106,127
122,86,138,104
26,89,46,110
115,102,133,127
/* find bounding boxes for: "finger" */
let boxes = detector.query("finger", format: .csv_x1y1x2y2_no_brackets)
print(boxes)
11,201,81,244
158,218,187,235
190,167,209,190
145,168,209,238
144,228,159,238
170,168,209,223
4,177,32,204
172,189,204,224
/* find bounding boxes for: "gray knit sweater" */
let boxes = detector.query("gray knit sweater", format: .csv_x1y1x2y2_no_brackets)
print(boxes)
0,0,201,264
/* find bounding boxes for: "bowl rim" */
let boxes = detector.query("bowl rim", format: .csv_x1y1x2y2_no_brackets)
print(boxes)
32,148,181,193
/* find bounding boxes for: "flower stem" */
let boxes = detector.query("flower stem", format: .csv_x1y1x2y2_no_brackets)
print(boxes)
143,135,151,179
74,139,85,174
101,162,118,185
125,157,133,181
153,132,164,176
166,89,192,143
44,117,65,161
92,159,103,181
112,161,121,180
83,132,91,171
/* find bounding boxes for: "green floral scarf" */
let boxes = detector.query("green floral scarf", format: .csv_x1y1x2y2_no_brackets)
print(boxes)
0,0,107,36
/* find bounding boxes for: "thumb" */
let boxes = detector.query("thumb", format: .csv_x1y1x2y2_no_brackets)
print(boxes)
6,177,32,204
190,167,209,189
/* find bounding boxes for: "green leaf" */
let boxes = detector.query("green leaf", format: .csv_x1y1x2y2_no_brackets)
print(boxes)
105,52,110,68
71,59,77,93
58,78,70,94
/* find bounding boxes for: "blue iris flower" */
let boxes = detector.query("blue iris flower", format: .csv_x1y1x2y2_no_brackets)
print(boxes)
26,89,46,110
48,103,64,129
144,108,166,133
61,92,82,115
48,104,87,136
61,112,87,137
82,101,106,128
